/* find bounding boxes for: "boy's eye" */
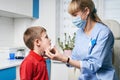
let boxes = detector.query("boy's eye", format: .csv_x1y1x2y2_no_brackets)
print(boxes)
45,35,48,38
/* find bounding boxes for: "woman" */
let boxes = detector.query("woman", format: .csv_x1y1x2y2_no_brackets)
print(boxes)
45,0,118,80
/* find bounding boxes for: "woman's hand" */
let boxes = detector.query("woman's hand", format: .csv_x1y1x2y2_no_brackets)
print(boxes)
45,47,64,61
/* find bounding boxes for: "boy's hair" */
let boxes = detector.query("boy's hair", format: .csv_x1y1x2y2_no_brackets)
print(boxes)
23,26,46,50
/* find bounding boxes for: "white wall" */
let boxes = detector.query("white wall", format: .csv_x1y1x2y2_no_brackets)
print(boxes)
0,16,14,47
104,0,120,23
14,18,33,47
31,0,57,45
93,0,120,23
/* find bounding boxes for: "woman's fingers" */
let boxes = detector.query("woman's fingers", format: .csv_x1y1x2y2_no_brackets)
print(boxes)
45,49,55,59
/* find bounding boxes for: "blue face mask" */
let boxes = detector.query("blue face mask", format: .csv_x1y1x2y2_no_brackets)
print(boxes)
72,17,86,29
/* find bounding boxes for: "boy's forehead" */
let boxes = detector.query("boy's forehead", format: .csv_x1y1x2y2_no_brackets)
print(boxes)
41,32,47,36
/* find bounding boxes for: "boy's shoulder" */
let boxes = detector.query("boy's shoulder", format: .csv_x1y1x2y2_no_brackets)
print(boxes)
20,54,34,65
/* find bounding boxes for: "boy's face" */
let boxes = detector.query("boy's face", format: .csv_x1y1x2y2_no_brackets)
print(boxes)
40,32,51,51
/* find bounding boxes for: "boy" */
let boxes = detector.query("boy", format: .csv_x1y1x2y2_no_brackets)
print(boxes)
20,26,51,80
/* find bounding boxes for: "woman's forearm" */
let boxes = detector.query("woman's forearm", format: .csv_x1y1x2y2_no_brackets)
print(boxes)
60,55,81,69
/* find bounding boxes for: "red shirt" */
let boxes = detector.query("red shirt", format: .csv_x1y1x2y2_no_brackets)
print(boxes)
20,50,49,80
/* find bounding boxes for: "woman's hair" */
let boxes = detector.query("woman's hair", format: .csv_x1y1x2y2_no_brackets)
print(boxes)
68,0,102,23
23,26,46,50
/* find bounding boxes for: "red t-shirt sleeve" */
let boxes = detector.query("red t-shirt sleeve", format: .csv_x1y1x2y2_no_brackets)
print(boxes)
20,60,33,80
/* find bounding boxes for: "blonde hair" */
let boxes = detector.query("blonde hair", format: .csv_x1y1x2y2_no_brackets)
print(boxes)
23,26,46,50
68,0,102,23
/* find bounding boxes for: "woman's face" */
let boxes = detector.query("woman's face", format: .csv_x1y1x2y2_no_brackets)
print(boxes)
40,32,51,51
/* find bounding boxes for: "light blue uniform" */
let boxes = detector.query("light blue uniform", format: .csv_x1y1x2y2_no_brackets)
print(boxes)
71,22,118,80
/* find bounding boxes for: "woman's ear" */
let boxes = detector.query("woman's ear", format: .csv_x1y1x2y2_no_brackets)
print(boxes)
84,7,90,16
82,7,90,20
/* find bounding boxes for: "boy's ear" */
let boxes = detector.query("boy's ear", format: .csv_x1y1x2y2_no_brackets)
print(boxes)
35,39,41,47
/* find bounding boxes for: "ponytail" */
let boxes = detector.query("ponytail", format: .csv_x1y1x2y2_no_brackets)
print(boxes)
90,8,106,25
90,8,101,22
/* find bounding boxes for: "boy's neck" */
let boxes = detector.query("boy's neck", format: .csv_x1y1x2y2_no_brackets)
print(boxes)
33,49,43,56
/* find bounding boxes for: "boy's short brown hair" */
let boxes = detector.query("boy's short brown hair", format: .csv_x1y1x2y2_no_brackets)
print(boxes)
23,26,46,50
